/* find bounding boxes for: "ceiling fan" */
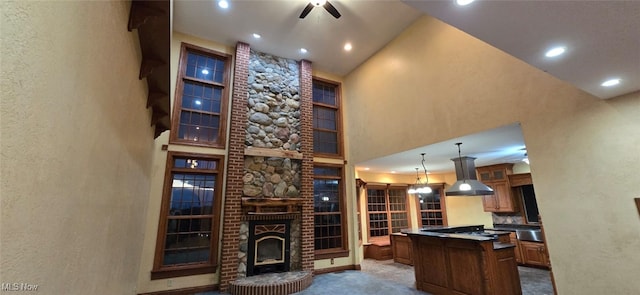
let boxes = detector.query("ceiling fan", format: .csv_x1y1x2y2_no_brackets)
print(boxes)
299,0,341,19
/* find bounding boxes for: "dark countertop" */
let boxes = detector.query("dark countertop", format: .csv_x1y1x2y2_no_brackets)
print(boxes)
402,225,514,250
488,223,540,232
493,242,516,250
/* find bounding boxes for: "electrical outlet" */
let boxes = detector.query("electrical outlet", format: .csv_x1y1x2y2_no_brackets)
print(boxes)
330,258,334,265
167,279,173,287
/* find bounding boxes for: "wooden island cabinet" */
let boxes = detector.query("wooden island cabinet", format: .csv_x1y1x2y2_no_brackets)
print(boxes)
405,228,522,295
391,233,413,265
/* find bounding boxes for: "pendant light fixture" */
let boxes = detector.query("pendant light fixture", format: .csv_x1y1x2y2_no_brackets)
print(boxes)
445,142,495,196
408,153,433,194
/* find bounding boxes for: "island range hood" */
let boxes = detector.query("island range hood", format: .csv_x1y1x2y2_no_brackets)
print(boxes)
445,144,495,196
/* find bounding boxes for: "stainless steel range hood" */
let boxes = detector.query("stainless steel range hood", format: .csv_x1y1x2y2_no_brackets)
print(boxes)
445,156,495,196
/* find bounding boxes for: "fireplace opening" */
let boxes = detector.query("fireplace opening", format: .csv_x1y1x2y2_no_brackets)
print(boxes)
247,219,291,276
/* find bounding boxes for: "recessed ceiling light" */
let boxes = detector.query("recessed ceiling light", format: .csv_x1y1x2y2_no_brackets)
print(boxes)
545,46,566,58
391,171,396,174
218,0,229,9
364,167,370,171
344,43,352,51
300,48,308,53
601,78,621,87
252,33,261,39
456,0,475,6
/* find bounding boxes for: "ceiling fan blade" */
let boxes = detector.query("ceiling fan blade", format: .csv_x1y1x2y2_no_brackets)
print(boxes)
299,3,314,19
323,1,341,19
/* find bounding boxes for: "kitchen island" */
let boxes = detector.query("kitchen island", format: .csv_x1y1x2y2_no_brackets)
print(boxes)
403,225,521,295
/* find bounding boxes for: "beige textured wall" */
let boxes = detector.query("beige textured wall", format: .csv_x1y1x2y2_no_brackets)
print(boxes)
135,32,233,293
344,15,640,294
1,1,154,294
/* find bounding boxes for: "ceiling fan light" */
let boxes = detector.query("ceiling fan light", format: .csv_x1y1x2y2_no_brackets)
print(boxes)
217,0,229,9
456,0,475,6
545,46,566,57
601,78,621,87
408,187,417,194
312,0,327,7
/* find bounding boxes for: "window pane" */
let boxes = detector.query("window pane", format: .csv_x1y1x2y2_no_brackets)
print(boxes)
173,47,228,147
313,166,340,176
313,165,344,251
185,52,225,83
160,155,220,268
313,107,337,130
314,214,342,250
312,80,340,156
418,186,446,227
173,157,218,170
312,82,336,106
313,130,338,154
314,179,340,213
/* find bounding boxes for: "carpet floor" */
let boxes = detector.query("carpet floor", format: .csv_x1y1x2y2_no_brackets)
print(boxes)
198,259,553,295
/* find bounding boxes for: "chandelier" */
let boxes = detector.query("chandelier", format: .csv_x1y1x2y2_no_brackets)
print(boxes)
407,153,432,194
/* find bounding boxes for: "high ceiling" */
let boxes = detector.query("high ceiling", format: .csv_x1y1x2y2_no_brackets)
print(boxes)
173,0,639,174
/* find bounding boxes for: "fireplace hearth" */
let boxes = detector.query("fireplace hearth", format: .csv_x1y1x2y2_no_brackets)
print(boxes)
247,219,291,276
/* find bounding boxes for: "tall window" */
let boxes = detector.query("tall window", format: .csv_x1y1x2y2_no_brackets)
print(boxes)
313,165,348,259
170,43,230,148
415,184,448,227
152,152,224,279
312,79,342,157
366,185,410,239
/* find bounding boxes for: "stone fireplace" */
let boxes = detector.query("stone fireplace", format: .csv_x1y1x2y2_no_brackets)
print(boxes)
221,43,315,294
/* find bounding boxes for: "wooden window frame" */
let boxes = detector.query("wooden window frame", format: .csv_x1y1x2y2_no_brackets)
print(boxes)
169,43,231,148
151,152,225,279
312,77,344,158
414,183,448,228
365,184,411,242
313,163,349,260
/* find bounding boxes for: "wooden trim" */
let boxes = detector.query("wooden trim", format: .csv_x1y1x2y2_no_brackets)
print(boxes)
313,163,349,255
150,265,217,280
138,284,217,295
169,42,231,148
128,0,171,137
415,184,447,227
509,173,533,187
152,152,225,277
314,249,350,260
313,264,358,275
311,77,344,158
364,184,411,239
244,147,303,159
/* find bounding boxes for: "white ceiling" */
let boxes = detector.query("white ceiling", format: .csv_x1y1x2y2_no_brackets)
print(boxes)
404,0,640,100
173,0,639,175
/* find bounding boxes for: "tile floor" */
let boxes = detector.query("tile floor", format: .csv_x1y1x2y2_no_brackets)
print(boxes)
200,258,554,295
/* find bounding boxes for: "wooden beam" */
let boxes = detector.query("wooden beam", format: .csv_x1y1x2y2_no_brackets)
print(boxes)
128,1,167,31
139,58,166,79
244,147,303,159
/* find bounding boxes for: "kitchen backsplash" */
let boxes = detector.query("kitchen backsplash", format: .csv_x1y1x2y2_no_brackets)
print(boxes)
492,213,524,224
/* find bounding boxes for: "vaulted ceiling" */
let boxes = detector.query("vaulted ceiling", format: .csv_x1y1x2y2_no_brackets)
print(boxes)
173,0,639,174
